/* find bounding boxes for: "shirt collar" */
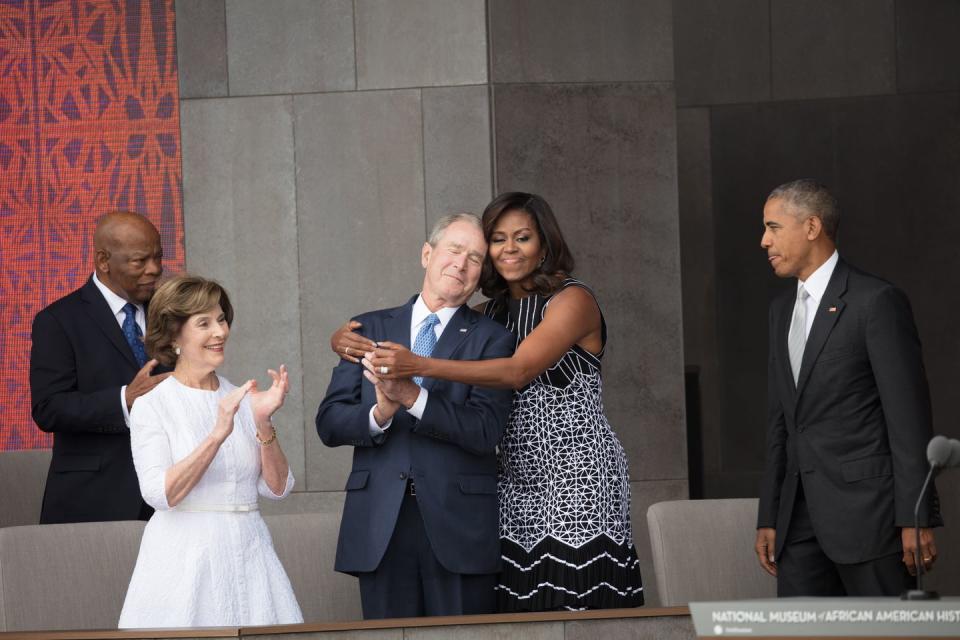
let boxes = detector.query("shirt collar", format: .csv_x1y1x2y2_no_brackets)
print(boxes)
412,295,459,332
92,272,141,318
798,250,839,304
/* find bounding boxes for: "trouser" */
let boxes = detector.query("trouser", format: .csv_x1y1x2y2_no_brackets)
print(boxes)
777,482,910,597
358,485,497,619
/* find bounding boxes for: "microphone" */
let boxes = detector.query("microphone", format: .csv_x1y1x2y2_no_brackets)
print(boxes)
903,435,959,600
927,435,960,469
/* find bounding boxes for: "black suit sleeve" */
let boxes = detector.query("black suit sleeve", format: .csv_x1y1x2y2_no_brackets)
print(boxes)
865,285,940,527
758,302,788,529
30,309,127,434
414,330,516,456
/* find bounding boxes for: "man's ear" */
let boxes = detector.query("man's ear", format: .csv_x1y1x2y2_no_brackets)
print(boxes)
421,242,432,268
806,215,824,241
94,248,110,274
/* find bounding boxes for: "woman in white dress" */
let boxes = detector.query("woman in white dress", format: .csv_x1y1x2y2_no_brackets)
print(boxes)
118,275,303,628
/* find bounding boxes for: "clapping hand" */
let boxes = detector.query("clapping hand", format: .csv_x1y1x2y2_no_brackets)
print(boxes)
249,364,290,425
213,380,255,442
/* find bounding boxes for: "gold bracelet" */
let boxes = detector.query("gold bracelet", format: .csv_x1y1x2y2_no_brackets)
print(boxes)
256,424,277,446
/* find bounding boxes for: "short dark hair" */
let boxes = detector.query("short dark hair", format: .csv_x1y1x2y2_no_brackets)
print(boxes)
145,275,234,366
479,192,574,300
767,179,840,240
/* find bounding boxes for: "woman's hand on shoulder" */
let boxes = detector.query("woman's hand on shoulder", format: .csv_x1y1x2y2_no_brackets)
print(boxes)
330,320,377,363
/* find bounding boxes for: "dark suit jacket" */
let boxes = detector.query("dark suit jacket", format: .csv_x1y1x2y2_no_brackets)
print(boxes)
758,259,942,564
316,296,515,576
30,277,159,524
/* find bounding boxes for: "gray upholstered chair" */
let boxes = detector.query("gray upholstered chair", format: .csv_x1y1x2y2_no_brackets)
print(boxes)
0,519,146,631
646,498,776,605
0,448,51,528
0,512,359,631
265,512,362,624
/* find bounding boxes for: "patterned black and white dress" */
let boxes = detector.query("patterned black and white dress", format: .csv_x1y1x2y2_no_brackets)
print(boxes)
484,278,643,611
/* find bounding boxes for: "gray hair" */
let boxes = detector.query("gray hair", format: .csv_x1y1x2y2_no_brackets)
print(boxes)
427,213,482,246
767,179,840,240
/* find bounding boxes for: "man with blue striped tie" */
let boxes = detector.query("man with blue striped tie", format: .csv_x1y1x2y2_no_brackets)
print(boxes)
30,211,170,523
317,213,515,619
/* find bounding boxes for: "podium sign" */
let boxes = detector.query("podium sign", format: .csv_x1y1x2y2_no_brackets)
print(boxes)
690,598,960,637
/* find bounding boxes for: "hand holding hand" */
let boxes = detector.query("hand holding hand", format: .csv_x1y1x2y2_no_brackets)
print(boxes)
212,380,254,442
248,365,290,426
331,320,377,364
125,359,172,409
902,527,937,576
365,342,422,379
754,528,777,577
363,369,402,425
362,358,421,408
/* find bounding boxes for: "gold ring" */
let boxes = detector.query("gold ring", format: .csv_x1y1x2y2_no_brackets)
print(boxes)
345,346,352,356
379,366,388,375
924,557,932,561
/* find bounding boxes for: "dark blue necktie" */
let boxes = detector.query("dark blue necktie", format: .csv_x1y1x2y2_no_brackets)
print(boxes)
122,303,148,367
412,314,440,386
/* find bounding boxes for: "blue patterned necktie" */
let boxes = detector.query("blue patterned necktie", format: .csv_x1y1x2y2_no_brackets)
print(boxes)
122,302,148,367
412,313,440,386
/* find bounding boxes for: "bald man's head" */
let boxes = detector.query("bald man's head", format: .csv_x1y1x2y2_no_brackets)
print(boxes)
94,212,163,303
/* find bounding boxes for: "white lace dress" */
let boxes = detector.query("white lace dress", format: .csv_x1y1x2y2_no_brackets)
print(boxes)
118,376,303,628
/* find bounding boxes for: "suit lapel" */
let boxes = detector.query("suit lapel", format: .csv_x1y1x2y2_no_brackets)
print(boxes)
795,261,849,399
422,305,475,391
384,296,415,348
80,277,139,368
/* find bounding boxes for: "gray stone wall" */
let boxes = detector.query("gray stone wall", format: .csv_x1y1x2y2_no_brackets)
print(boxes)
177,0,686,607
675,0,960,594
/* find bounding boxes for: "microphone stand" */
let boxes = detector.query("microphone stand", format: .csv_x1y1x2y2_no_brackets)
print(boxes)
901,465,939,600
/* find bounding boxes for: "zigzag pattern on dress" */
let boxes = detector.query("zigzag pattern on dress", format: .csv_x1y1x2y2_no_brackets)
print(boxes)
496,534,644,611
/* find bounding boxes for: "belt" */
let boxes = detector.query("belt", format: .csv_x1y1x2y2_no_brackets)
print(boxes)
174,502,259,513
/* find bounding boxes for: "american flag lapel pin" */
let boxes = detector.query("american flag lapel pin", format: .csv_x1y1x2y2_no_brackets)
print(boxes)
828,306,837,313
459,328,468,333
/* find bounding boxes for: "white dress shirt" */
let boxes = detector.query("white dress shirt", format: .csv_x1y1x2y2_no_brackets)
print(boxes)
368,296,461,434
92,272,146,425
791,250,839,339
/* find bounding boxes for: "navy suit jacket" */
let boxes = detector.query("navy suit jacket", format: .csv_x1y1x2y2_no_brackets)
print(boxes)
317,296,515,575
758,260,941,563
30,277,160,523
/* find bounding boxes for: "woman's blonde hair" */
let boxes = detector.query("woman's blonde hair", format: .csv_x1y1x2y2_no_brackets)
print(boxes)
145,275,234,366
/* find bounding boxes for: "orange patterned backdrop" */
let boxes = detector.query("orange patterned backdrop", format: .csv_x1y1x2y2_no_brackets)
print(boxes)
0,0,184,450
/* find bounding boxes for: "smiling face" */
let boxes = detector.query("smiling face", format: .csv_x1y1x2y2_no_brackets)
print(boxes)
420,220,487,309
174,304,229,373
488,209,546,295
761,197,820,280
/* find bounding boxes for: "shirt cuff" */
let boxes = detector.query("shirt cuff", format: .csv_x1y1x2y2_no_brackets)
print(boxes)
407,387,428,420
368,405,392,436
120,385,131,427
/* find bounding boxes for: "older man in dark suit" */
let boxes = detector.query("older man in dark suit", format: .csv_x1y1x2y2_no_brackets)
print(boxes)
31,211,169,524
317,213,514,619
755,179,942,596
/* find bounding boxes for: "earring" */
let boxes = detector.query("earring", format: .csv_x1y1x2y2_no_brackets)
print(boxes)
174,346,181,356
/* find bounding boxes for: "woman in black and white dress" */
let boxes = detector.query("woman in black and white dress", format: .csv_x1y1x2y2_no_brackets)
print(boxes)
334,193,643,611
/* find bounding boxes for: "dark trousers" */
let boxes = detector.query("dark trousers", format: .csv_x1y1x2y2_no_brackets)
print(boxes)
358,488,497,619
778,482,910,597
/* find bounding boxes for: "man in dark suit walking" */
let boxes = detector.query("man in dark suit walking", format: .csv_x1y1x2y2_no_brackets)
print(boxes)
31,211,169,524
317,213,514,619
755,179,942,596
